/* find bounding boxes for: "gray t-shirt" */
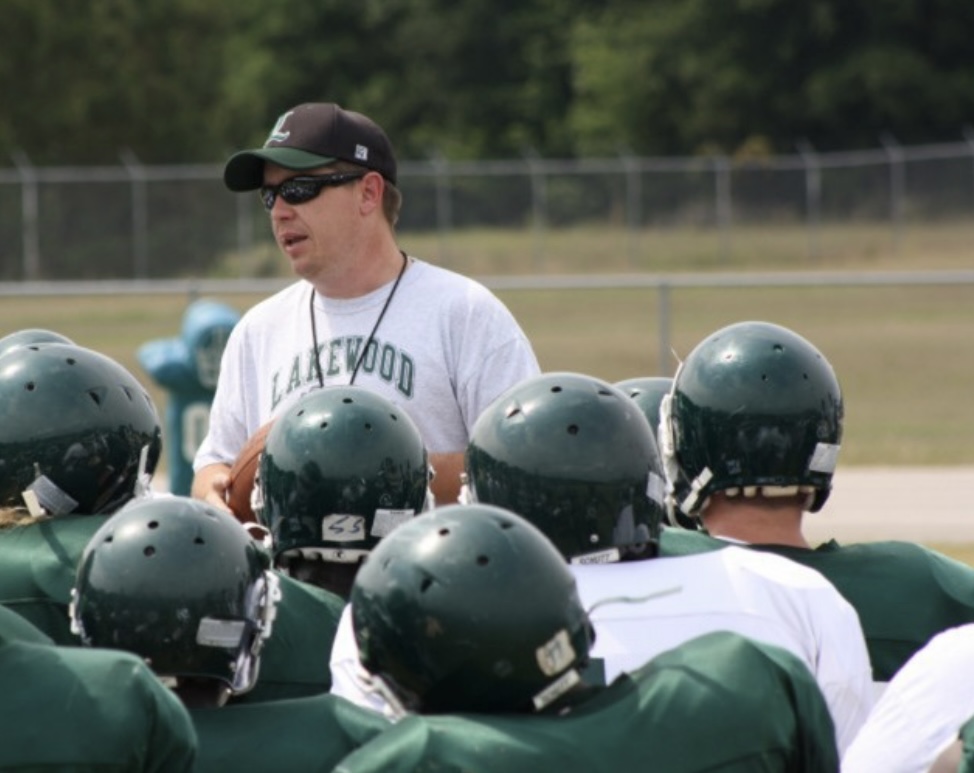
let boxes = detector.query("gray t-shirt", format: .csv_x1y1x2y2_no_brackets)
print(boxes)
195,258,539,467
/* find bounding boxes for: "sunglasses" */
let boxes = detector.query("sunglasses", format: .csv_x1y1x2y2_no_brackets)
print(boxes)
259,171,366,210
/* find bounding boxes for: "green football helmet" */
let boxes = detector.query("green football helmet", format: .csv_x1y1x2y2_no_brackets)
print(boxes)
0,343,162,515
614,376,695,530
465,372,666,563
352,504,594,715
257,385,432,567
0,328,74,359
662,321,843,518
70,496,280,696
613,377,672,439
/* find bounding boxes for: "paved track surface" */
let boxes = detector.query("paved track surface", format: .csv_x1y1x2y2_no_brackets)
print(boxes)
804,467,974,545
154,467,974,544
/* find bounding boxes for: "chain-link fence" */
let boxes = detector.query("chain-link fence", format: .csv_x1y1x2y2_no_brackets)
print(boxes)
2,139,973,280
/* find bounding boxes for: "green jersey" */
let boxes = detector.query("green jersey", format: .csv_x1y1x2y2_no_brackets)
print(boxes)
0,514,108,643
0,601,53,645
659,526,974,682
193,692,390,772
959,715,974,772
0,621,197,771
334,631,838,773
235,572,345,704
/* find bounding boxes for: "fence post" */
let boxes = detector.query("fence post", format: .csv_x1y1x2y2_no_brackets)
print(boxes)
235,193,254,276
11,150,40,280
657,281,671,376
523,147,546,271
963,125,974,212
120,148,149,278
619,148,642,269
713,155,732,264
431,151,452,265
796,138,822,261
880,132,904,255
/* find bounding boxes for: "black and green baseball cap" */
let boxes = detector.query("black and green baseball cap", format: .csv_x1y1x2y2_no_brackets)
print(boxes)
224,103,397,191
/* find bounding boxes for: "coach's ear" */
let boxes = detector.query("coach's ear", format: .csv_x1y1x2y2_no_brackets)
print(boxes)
358,170,384,215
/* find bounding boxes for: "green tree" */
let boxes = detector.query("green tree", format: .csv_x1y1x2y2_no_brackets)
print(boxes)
229,0,589,160
569,0,974,156
0,0,254,163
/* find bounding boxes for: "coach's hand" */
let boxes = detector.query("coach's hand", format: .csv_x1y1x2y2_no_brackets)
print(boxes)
190,463,233,513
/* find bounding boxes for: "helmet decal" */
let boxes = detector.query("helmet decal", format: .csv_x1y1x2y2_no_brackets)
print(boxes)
808,442,841,474
532,668,581,712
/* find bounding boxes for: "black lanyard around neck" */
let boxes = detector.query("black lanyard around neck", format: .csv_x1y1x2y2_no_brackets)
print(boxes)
309,250,409,388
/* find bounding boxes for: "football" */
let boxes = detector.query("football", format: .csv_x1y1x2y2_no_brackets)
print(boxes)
226,419,275,524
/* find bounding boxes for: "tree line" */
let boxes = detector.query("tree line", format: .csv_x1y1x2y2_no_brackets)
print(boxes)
4,0,973,166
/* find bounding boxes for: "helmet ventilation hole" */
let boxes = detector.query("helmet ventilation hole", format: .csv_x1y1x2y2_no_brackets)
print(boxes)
420,577,433,593
147,520,159,529
104,535,113,543
567,424,580,435
297,410,305,417
389,413,398,421
476,555,490,566
122,386,134,401
550,386,562,393
24,381,36,391
319,421,329,429
86,390,103,406
773,344,784,352
194,537,205,545
342,397,353,404
143,546,156,557
65,357,76,365
438,527,450,537
364,422,373,431
505,407,521,419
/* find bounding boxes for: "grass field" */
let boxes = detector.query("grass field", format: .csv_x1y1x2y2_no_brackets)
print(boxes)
2,221,973,561
5,279,971,465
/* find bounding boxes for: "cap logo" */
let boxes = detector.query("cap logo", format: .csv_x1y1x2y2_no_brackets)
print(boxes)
354,144,369,162
265,111,293,146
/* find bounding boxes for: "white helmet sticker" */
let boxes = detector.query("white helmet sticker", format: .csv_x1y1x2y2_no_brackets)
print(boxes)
197,618,247,648
371,508,415,538
535,628,576,677
321,514,366,542
808,442,841,474
646,470,666,506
